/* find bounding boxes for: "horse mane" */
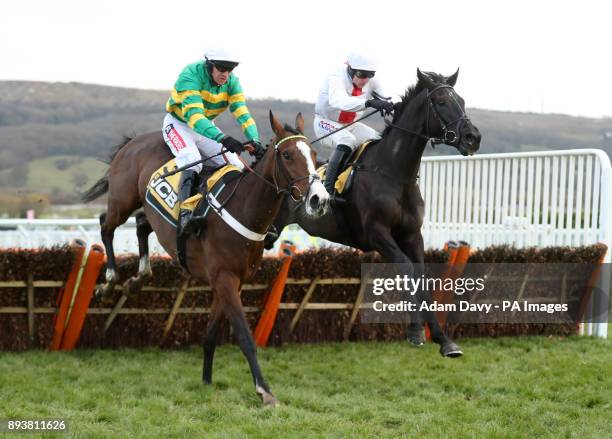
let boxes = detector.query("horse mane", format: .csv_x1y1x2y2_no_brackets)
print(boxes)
283,124,301,135
382,71,447,137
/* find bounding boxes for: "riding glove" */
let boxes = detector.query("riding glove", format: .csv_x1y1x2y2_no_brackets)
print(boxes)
250,141,266,160
221,136,244,154
365,98,394,115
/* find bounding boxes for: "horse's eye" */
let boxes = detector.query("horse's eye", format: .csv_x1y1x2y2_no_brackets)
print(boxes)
437,101,446,106
283,151,291,160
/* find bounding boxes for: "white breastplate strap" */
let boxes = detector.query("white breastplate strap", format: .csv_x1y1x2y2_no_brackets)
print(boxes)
206,192,267,241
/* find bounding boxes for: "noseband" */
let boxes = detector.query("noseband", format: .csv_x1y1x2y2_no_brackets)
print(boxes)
425,84,470,147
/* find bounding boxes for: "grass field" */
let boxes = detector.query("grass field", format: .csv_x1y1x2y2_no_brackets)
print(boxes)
0,155,107,194
0,336,610,438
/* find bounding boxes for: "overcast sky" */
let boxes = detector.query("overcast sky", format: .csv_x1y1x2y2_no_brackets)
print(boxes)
3,0,611,118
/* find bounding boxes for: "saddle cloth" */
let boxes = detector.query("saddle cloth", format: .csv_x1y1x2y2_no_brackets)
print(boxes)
145,158,241,227
317,140,374,194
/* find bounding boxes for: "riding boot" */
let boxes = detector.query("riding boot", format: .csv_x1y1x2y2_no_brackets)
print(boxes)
325,144,351,205
177,169,199,238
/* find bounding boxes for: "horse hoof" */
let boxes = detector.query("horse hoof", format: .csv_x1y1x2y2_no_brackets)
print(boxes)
262,392,280,407
122,277,141,297
257,386,280,407
95,283,112,299
406,327,425,346
407,335,425,346
440,342,463,358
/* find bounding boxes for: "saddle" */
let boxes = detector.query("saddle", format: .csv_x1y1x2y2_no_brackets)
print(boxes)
145,159,242,269
317,140,375,195
145,159,241,229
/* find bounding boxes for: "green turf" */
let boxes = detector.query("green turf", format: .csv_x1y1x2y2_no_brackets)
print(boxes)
0,337,610,438
0,155,107,194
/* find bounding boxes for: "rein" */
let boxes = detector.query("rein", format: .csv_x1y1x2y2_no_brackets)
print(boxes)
205,133,320,242
238,134,320,202
310,110,380,145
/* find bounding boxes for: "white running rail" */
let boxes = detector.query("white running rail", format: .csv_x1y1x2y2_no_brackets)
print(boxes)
419,148,611,338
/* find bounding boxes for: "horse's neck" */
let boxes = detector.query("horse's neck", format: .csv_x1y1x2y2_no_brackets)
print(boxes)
372,103,428,183
232,155,283,234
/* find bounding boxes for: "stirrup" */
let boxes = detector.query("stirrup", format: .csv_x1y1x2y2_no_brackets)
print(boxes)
265,225,279,241
329,192,347,207
177,210,199,237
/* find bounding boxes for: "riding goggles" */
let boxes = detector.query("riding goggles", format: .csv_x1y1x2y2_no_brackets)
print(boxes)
353,69,375,79
211,61,238,73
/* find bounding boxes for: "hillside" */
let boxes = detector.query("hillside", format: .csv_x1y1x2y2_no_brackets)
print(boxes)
0,80,611,205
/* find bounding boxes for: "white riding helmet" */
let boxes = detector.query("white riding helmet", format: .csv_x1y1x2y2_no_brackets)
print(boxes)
204,47,240,64
346,52,377,72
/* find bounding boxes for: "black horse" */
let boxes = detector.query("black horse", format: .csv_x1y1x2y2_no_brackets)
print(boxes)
265,69,482,356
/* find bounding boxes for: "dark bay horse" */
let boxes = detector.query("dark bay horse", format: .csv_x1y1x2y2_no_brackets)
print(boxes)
83,112,329,405
265,70,482,356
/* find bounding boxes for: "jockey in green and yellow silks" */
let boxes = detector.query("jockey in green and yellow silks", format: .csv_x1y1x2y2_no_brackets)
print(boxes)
162,48,265,237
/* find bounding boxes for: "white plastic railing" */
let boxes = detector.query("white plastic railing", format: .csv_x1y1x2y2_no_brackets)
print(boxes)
0,219,330,256
419,149,611,338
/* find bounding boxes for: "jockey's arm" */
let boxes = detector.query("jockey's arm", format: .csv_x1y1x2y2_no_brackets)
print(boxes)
228,78,260,143
328,73,367,112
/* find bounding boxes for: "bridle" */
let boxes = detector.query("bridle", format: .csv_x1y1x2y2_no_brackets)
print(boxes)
240,134,320,202
384,84,471,148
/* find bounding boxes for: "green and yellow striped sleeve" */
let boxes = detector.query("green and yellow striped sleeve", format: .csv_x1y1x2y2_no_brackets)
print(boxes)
172,92,221,141
229,79,259,142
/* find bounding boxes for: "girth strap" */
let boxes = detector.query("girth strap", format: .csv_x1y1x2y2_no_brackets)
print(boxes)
206,192,267,241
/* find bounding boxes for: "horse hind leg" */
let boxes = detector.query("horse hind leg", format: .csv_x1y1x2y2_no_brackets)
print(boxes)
97,200,135,297
97,212,118,298
122,212,153,296
202,294,224,385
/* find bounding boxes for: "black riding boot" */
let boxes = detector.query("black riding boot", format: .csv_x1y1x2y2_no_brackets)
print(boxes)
324,144,352,197
177,169,199,238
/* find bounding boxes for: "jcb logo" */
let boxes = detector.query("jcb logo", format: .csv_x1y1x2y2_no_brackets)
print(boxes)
151,177,178,209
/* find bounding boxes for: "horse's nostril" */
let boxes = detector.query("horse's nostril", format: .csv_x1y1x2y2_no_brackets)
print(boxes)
309,195,320,211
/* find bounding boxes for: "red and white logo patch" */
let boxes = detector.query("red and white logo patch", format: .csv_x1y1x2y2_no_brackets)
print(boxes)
318,120,337,133
164,124,187,152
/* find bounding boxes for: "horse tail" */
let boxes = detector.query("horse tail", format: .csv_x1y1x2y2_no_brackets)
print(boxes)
82,174,109,202
81,136,133,202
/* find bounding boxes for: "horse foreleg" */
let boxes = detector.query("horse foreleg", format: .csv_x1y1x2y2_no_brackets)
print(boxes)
263,197,293,250
122,212,153,296
215,270,278,406
399,232,463,358
202,294,224,384
368,225,427,338
370,225,413,266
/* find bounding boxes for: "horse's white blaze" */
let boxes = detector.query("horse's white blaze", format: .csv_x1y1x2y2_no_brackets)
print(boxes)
296,141,329,215
296,141,317,175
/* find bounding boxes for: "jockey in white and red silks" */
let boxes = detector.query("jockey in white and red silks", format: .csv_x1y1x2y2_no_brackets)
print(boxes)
314,52,394,196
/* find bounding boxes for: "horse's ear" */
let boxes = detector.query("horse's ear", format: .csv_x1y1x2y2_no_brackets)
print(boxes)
417,68,425,82
269,110,284,136
295,112,305,134
417,68,434,88
447,68,459,86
